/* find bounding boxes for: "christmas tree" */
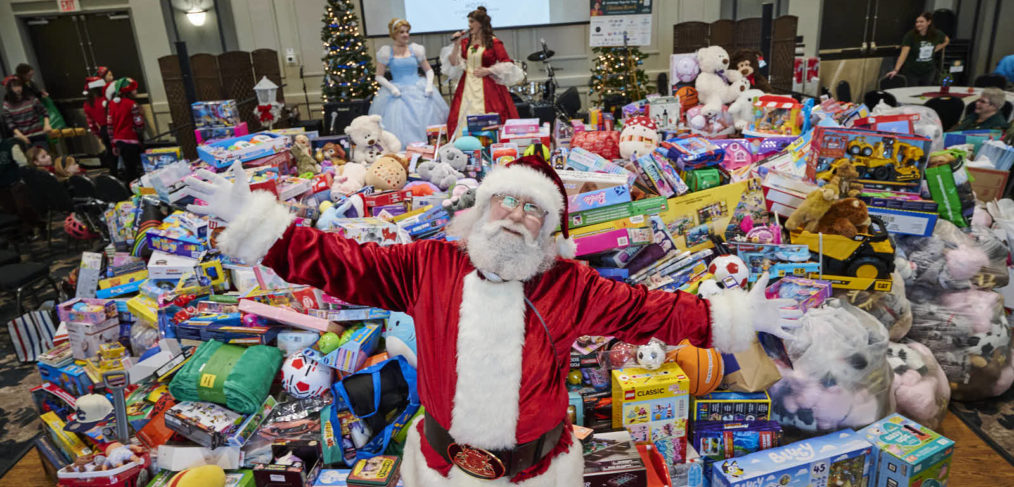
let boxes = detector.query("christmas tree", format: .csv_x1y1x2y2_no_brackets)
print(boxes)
589,46,653,104
321,0,377,103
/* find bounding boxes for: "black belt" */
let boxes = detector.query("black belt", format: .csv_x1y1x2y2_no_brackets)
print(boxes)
424,413,565,480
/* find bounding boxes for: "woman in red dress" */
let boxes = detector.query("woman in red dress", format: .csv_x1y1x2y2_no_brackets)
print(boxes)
446,7,522,138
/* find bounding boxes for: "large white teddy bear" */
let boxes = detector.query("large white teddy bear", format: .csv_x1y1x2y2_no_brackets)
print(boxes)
344,115,402,165
695,46,750,118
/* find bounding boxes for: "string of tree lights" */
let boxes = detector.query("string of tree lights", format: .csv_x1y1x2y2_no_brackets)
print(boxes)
589,45,652,104
321,0,378,104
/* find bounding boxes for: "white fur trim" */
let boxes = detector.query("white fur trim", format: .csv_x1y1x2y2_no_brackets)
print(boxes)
402,416,583,487
450,271,526,449
439,44,465,84
705,288,756,353
488,62,525,87
217,191,294,264
556,235,576,260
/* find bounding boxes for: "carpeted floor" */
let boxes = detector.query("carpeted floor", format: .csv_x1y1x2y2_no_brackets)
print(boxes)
951,385,1014,466
0,230,89,477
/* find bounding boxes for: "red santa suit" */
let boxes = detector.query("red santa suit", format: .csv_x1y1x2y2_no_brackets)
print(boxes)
217,159,756,487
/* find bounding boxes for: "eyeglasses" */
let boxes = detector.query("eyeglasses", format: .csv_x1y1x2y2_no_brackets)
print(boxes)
976,98,997,108
493,194,547,219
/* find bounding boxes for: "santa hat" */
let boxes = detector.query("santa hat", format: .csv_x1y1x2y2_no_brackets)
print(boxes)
82,76,104,95
473,155,576,259
106,77,137,102
96,66,110,78
623,115,657,132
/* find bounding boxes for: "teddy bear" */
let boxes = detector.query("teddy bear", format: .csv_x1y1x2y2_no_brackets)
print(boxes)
728,88,764,131
618,115,660,160
344,115,401,165
332,162,367,196
827,160,863,197
785,183,840,232
416,160,464,190
814,198,870,238
730,49,772,93
695,45,750,118
365,153,410,191
290,134,320,175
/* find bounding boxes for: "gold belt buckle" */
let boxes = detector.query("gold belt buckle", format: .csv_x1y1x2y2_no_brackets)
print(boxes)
447,442,507,480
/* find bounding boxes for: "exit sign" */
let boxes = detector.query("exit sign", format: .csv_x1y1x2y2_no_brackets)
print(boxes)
58,0,79,12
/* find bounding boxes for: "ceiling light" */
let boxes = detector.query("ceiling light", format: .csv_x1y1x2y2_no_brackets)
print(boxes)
186,9,207,26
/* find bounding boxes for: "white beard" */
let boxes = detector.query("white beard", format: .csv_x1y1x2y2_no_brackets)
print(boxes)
463,217,556,282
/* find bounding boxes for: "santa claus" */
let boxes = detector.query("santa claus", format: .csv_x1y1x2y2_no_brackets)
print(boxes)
185,157,796,487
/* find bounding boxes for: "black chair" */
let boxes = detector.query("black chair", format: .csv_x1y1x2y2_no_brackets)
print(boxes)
925,97,966,131
973,74,1008,89
836,80,852,103
0,248,19,265
863,90,898,108
879,75,907,90
67,174,98,199
17,167,53,247
0,260,60,314
94,174,131,203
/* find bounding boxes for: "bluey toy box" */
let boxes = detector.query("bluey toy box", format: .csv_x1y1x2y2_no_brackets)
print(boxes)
612,362,690,464
711,429,873,487
858,414,954,487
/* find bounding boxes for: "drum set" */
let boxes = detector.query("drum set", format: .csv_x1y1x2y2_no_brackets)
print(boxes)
509,39,575,122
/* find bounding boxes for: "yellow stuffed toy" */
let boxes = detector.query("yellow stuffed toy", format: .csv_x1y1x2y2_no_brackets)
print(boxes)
168,464,226,487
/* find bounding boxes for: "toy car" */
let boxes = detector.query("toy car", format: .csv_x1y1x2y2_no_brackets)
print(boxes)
789,216,895,279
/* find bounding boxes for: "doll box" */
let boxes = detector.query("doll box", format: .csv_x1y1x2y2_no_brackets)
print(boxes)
197,133,290,169
583,430,648,487
711,430,873,487
309,307,391,322
567,196,668,230
691,390,771,422
192,100,239,128
858,414,954,487
560,171,632,213
574,227,652,257
58,297,117,324
611,362,691,464
764,276,832,315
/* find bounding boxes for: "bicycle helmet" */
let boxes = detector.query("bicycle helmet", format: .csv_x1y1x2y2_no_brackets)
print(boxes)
64,214,99,240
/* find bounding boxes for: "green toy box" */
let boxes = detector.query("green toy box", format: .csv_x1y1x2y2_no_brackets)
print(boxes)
858,414,954,487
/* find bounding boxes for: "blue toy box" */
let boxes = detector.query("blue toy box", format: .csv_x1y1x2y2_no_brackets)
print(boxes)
37,362,95,396
711,430,873,487
303,322,382,373
858,414,954,487
192,100,239,128
197,132,290,169
692,390,771,422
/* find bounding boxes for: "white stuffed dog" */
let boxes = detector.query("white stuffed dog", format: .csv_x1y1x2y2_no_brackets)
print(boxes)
729,89,765,131
344,115,401,165
695,46,749,118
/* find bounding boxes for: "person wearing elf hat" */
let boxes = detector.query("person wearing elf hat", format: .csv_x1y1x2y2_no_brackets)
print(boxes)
96,66,114,84
106,77,144,181
184,156,797,487
82,76,114,172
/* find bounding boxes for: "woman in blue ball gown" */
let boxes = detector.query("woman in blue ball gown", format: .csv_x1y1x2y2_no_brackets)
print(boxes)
369,18,448,145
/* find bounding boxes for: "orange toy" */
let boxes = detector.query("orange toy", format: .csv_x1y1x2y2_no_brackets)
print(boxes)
668,339,724,396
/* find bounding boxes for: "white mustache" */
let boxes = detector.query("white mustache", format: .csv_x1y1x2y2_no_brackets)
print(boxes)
483,219,538,246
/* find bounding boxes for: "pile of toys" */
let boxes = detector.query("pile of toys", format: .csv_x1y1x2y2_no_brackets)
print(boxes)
22,42,1014,487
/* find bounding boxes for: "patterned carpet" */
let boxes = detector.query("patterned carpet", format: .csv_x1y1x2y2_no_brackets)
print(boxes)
0,230,87,477
951,386,1014,466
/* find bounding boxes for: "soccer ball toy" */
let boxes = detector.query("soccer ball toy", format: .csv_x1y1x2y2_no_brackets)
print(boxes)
281,352,333,399
708,254,750,288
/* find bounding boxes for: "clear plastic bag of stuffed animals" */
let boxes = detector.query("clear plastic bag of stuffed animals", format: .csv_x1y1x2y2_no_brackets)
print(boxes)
895,218,1009,294
906,288,1014,401
834,271,913,341
767,299,894,434
886,340,951,430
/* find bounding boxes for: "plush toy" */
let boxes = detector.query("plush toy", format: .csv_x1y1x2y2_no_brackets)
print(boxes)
785,184,840,232
672,53,700,84
835,272,912,341
317,196,364,231
686,105,734,135
385,312,418,368
403,181,439,197
437,144,469,172
315,142,346,174
618,115,660,160
344,115,401,165
728,89,764,131
826,160,863,198
695,46,749,118
814,198,870,238
291,134,320,175
730,49,772,93
416,160,464,190
442,187,477,215
707,254,750,288
636,339,666,370
332,162,367,196
168,464,227,487
365,153,410,191
887,341,950,429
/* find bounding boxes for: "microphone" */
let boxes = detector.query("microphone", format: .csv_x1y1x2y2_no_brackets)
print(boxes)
450,30,467,42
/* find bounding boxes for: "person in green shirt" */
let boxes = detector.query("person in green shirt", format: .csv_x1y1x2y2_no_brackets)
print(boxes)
887,12,949,86
953,88,1009,131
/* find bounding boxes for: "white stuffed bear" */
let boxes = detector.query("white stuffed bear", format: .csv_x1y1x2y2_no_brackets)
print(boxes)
343,115,401,165
618,115,660,160
695,46,750,118
729,88,765,131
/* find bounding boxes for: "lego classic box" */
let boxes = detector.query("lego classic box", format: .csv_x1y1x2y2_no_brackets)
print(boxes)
611,362,690,464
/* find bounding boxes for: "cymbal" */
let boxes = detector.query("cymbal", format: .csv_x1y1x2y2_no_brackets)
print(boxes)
527,50,555,62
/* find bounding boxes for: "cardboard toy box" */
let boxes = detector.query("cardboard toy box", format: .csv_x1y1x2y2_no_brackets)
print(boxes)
303,322,382,373
164,397,274,449
583,430,648,487
142,147,184,173
559,171,632,213
252,441,322,487
192,99,239,128
612,362,691,464
806,127,931,193
58,298,117,324
658,179,768,252
711,430,873,487
574,227,653,257
67,317,120,360
197,133,290,169
858,414,954,487
691,390,771,422
865,206,938,237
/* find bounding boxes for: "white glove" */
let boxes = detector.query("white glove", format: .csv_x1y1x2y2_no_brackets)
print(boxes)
376,76,401,97
748,273,803,340
424,69,435,96
184,161,251,223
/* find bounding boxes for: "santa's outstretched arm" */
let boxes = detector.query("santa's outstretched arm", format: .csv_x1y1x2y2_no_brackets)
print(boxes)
568,263,796,354
185,162,425,311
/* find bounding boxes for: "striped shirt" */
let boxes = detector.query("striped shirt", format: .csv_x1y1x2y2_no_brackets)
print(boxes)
2,97,47,136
